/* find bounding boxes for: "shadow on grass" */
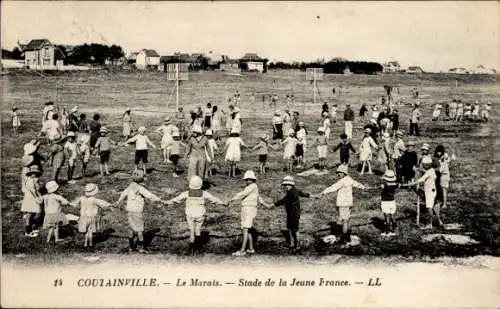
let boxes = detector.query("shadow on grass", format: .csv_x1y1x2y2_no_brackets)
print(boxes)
94,228,116,244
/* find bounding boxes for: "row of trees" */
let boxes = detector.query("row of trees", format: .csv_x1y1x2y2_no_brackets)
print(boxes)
57,44,125,65
268,60,383,75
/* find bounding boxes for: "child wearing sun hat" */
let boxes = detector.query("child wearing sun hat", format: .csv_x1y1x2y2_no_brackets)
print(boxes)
156,117,178,163
272,110,283,140
124,126,157,176
94,127,116,177
251,134,277,175
270,175,310,251
165,175,225,251
167,130,186,177
64,131,78,184
295,121,308,166
21,165,43,237
379,170,401,236
314,164,367,245
229,170,271,256
223,128,248,178
359,128,378,175
12,107,21,134
78,133,91,178
204,129,219,178
312,127,329,169
115,170,166,253
281,128,299,173
71,183,114,248
43,181,70,243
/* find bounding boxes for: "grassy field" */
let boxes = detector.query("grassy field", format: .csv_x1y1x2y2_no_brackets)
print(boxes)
2,70,499,260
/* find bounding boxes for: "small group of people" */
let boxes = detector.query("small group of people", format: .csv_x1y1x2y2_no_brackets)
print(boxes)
433,100,491,122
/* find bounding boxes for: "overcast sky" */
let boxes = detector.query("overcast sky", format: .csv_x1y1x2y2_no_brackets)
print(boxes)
2,1,498,72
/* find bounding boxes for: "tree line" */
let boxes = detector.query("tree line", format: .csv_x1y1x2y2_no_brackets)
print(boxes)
57,44,125,65
268,60,383,75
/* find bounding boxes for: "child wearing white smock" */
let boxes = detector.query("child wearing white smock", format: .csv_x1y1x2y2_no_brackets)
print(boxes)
281,129,299,173
224,130,247,177
156,118,178,163
359,128,378,175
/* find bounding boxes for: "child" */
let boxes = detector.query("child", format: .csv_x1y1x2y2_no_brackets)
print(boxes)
204,103,212,129
314,164,367,245
482,102,491,122
223,128,247,178
229,170,271,256
168,131,186,177
21,165,43,237
434,145,454,209
43,181,70,243
313,127,328,169
251,134,277,175
64,131,78,184
331,104,338,123
204,129,218,178
271,176,310,250
23,140,44,174
379,170,400,236
272,110,283,140
124,126,157,175
184,125,210,181
333,133,356,166
295,122,307,166
94,127,116,177
391,131,405,175
211,105,223,140
71,183,113,248
12,107,21,134
455,101,464,122
281,129,298,173
464,103,472,120
282,109,292,138
60,106,69,134
165,176,225,250
471,101,480,121
359,128,378,175
156,117,178,163
122,108,133,141
78,134,91,178
377,132,392,172
399,140,418,183
115,170,165,253
406,157,440,229
321,112,331,140
432,103,442,121
359,104,368,120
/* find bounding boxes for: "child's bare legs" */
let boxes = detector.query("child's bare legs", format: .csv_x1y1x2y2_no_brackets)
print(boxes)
367,160,373,174
137,231,147,253
54,225,60,242
442,188,448,209
99,164,105,176
360,161,366,175
288,229,299,248
240,228,250,251
142,163,146,176
425,207,434,229
162,148,168,162
228,162,232,177
434,204,444,227
128,230,136,251
288,159,293,173
47,227,54,243
103,162,110,175
231,163,236,177
383,213,390,233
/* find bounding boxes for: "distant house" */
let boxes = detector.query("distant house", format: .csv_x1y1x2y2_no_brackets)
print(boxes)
21,39,65,70
135,49,160,70
220,55,240,72
473,65,497,74
383,61,402,73
448,68,469,74
406,66,424,74
207,51,222,70
239,53,268,73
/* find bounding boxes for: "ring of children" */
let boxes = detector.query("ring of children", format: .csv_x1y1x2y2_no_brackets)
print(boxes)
2,70,499,262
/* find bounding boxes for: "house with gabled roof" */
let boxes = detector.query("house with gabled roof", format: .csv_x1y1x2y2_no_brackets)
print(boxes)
240,53,268,73
20,39,65,70
135,49,160,70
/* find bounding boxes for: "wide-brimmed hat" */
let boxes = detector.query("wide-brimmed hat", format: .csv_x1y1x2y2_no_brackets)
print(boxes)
100,127,108,133
421,156,432,165
281,175,295,186
298,121,305,127
406,140,416,146
138,126,146,133
46,105,55,111
44,101,54,106
317,127,325,132
233,107,240,113
22,155,35,167
67,131,76,138
131,170,145,182
382,132,390,138
125,107,131,112
243,170,257,181
274,110,281,116
396,130,403,137
421,143,430,151
364,128,372,134
71,106,79,113
189,176,203,190
261,134,269,141
85,183,99,196
336,164,348,174
288,129,295,135
322,112,329,117
205,129,213,136
45,181,59,194
164,117,171,124
370,118,377,124
26,165,42,176
383,170,396,182
230,127,240,134
192,125,203,134
23,143,37,155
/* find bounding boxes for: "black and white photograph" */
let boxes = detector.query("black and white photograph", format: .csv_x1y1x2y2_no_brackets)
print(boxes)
1,1,499,308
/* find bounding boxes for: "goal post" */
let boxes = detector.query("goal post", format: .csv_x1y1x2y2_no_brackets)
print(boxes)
306,68,323,104
167,63,189,110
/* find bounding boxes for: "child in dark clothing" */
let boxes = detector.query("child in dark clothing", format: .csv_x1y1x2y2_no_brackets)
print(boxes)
399,140,418,183
269,176,310,250
333,134,356,165
359,104,368,118
379,170,401,236
390,110,399,136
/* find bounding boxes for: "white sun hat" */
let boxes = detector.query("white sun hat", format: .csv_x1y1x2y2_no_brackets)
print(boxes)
192,125,203,134
421,156,432,165
336,164,348,174
243,170,257,181
189,176,203,190
383,170,396,182
45,181,59,194
85,183,99,196
23,143,37,155
281,175,295,186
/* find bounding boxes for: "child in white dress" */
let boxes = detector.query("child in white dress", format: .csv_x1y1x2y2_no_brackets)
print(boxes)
281,129,299,173
359,128,378,175
204,129,219,178
43,181,70,243
64,131,78,184
295,122,307,166
12,107,21,134
224,129,248,177
156,117,178,163
251,134,278,175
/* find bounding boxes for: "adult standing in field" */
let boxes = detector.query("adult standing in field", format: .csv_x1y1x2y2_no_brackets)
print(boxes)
89,114,102,150
184,125,211,181
68,106,80,133
343,104,355,140
409,103,421,136
122,108,133,141
282,109,292,138
272,111,283,140
321,112,331,140
50,135,67,183
226,105,234,135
